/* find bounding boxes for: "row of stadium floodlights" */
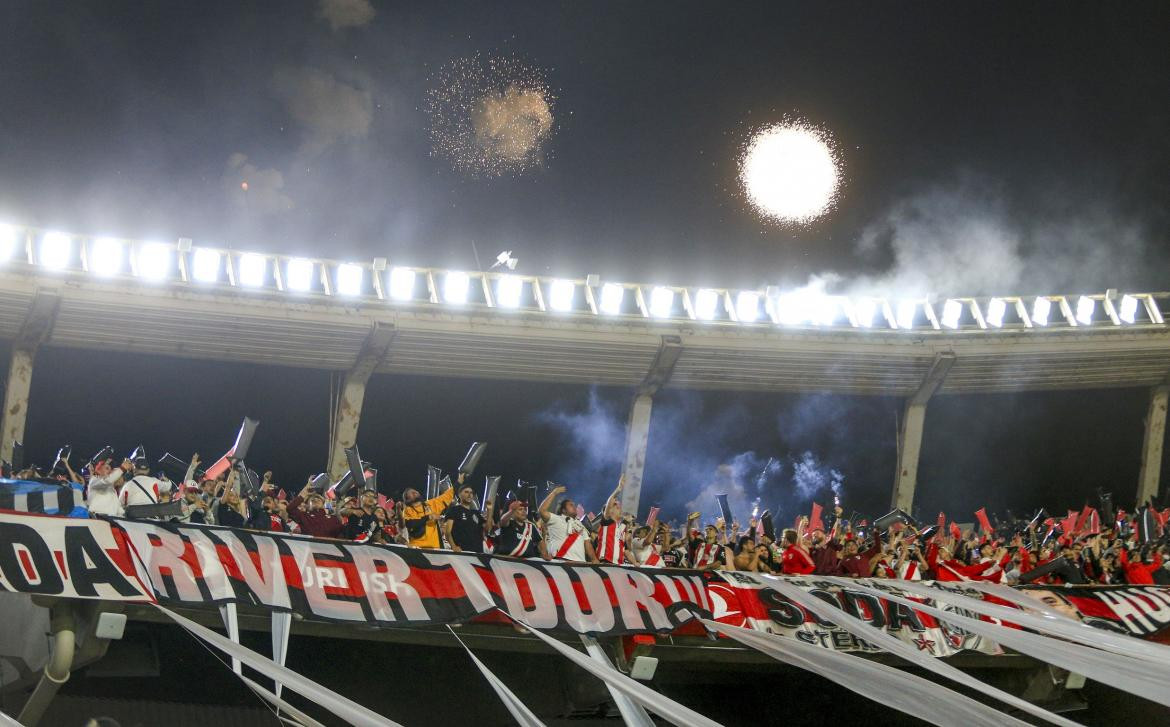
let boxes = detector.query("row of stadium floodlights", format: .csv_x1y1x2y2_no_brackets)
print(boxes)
1,223,1165,331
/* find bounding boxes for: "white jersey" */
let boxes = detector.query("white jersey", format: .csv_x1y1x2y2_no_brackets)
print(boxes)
86,470,124,517
545,513,589,561
120,475,164,509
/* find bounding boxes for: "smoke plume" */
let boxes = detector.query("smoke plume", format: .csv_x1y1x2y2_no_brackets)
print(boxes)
535,389,857,526
272,66,374,155
222,153,293,215
841,177,1157,298
317,0,376,31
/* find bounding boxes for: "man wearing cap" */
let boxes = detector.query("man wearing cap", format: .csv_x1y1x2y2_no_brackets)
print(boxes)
177,483,209,524
401,474,457,549
119,448,167,516
288,477,344,538
494,500,548,559
341,489,380,540
443,483,491,553
538,485,597,562
85,457,127,517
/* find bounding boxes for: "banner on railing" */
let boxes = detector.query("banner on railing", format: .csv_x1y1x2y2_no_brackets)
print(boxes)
1,512,1168,650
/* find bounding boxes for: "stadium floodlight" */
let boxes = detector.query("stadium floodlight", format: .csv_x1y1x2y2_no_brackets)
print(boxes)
1075,295,1095,325
238,253,266,287
444,271,470,304
136,242,172,281
39,231,72,270
496,274,523,308
940,299,962,329
599,283,624,315
549,279,575,311
0,223,19,262
336,263,363,296
286,258,314,291
812,296,838,326
773,293,807,325
895,300,917,329
1032,297,1051,326
388,266,415,300
853,298,877,328
1118,294,1138,324
649,286,674,318
986,297,1006,328
90,237,124,276
735,291,760,322
694,288,719,320
191,248,220,282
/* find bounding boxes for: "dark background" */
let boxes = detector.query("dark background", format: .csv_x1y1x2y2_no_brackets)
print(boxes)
2,1,1169,522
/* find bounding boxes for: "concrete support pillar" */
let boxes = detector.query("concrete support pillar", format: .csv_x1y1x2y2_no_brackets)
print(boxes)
1,348,35,465
620,394,654,516
0,292,59,464
1137,384,1168,505
619,336,682,518
327,323,395,481
890,352,955,513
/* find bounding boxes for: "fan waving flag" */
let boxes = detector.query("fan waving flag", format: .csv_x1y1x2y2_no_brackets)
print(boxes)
0,479,88,517
974,508,993,535
809,503,825,532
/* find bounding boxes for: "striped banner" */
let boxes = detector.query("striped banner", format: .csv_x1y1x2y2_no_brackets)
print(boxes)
0,479,88,517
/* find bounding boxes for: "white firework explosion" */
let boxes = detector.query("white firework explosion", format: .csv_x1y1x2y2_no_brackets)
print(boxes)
739,120,842,225
426,53,556,178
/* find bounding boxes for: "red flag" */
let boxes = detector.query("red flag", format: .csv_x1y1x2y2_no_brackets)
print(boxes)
1074,505,1092,534
1060,510,1077,536
1086,508,1100,535
809,503,825,532
974,508,993,535
949,522,962,540
936,512,946,530
377,494,390,510
646,506,660,529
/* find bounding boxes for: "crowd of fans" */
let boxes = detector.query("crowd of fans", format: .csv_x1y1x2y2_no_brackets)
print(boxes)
7,445,1170,586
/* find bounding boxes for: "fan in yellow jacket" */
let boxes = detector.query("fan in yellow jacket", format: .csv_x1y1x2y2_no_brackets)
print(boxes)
400,475,459,548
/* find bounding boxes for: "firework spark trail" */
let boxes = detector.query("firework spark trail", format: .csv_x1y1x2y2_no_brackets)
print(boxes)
739,119,842,225
426,54,556,178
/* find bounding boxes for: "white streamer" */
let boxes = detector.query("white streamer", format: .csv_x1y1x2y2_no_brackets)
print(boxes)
702,619,1028,727
239,675,328,727
507,613,724,727
755,575,1078,726
821,577,1170,708
955,581,1170,666
898,579,1170,667
157,606,404,727
447,626,546,727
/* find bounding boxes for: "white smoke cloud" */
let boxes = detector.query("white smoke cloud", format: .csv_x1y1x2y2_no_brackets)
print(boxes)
222,153,292,215
317,0,376,31
471,85,553,163
272,67,373,154
836,178,1155,298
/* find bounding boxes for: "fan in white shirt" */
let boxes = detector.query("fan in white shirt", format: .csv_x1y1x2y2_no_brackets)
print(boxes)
539,485,598,562
85,459,128,517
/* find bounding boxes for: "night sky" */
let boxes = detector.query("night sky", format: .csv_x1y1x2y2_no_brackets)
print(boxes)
2,2,1169,522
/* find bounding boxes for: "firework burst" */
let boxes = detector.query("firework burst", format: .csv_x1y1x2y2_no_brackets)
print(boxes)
738,119,842,225
426,53,556,178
